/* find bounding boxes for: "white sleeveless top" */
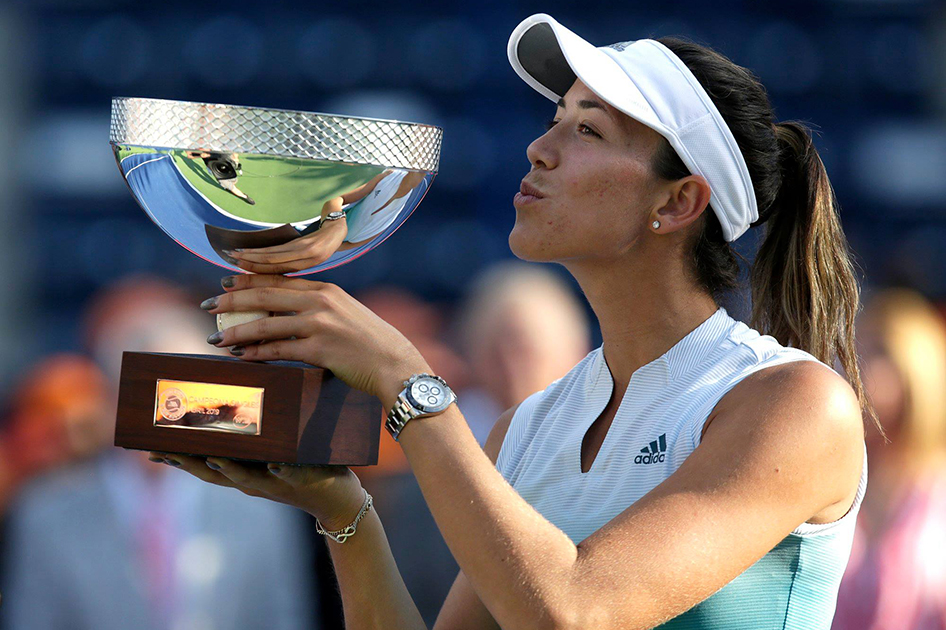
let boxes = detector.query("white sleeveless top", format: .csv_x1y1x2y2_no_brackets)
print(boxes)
343,170,410,243
495,306,868,629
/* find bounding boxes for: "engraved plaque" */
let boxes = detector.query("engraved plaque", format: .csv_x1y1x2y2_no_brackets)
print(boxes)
154,379,263,436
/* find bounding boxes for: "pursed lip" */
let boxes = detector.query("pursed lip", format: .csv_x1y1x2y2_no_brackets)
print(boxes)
519,181,545,198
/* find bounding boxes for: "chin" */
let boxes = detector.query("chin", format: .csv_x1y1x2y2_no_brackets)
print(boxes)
508,222,558,263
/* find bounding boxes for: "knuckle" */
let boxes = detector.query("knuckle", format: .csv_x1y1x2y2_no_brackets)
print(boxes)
253,316,270,336
256,286,276,302
304,311,328,330
308,290,330,309
223,468,248,484
255,341,283,359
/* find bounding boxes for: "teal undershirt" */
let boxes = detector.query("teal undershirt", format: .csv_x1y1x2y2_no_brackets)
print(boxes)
655,532,851,630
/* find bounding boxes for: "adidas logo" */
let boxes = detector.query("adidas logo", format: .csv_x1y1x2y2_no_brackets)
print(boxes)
634,433,668,465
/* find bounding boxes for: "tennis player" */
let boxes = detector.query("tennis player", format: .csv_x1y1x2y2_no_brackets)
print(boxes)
159,14,875,630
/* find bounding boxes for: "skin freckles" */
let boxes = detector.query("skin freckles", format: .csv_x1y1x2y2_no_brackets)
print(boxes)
509,78,669,265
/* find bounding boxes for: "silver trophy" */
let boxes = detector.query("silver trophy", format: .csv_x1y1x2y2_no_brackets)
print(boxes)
110,97,441,274
109,97,442,465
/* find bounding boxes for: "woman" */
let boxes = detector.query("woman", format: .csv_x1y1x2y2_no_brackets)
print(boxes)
832,288,946,630
156,14,875,629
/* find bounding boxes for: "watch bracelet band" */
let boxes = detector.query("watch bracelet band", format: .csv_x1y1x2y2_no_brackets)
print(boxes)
321,209,347,222
315,489,373,544
385,394,416,442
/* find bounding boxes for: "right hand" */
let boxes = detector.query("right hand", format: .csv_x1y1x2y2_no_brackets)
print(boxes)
149,452,367,530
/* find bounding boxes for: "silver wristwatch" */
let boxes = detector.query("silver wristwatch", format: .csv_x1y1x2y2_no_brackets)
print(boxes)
321,210,346,223
385,373,457,441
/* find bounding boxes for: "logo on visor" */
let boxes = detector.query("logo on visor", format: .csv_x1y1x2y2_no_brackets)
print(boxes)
606,41,634,52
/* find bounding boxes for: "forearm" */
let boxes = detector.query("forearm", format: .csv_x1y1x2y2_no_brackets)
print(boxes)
396,408,580,630
320,507,428,630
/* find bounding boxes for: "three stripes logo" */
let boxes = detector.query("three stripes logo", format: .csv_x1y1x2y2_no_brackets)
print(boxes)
634,433,668,465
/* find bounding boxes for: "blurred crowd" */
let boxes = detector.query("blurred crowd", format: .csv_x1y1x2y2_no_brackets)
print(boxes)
1,264,945,630
0,262,591,630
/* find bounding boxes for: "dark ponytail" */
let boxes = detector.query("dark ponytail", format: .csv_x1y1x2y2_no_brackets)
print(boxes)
652,38,881,437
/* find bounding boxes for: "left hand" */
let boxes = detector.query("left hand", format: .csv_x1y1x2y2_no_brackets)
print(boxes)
203,274,431,409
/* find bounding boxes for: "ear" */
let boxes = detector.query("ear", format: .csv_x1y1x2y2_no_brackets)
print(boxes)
652,175,712,234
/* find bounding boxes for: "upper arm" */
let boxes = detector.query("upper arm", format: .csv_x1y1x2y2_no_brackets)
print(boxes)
570,361,865,629
483,403,518,466
432,404,518,630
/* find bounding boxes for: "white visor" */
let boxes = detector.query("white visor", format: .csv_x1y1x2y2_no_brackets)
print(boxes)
508,13,758,242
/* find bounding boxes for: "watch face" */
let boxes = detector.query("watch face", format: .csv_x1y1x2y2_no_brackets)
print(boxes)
409,377,450,412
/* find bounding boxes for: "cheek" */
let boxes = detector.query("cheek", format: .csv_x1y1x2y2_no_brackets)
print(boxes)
509,158,653,259
567,169,648,239
509,201,578,260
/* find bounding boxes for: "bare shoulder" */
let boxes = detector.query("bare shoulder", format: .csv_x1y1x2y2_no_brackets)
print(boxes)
703,359,865,517
708,359,863,438
483,404,519,465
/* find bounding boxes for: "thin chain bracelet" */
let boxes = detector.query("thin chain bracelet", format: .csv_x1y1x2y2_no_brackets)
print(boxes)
315,489,373,544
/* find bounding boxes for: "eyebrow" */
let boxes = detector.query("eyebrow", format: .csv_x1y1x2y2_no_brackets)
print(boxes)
557,97,615,121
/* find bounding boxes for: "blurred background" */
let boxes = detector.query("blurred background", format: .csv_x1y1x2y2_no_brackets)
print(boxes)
1,0,945,628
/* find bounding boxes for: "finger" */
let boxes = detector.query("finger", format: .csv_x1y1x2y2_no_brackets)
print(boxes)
205,287,312,314
269,463,345,489
221,274,328,293
232,247,330,265
210,312,306,348
152,453,240,489
206,457,289,496
231,236,321,256
232,258,319,274
231,339,312,363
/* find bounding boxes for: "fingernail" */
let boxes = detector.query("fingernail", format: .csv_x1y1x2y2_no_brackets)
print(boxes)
148,456,164,463
233,248,245,252
164,459,181,467
207,331,224,345
221,276,236,288
222,249,236,256
268,465,282,475
206,460,221,470
200,296,218,310
230,346,245,356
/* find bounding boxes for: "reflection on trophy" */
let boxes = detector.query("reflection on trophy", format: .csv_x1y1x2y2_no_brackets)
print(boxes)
109,97,442,465
184,150,256,205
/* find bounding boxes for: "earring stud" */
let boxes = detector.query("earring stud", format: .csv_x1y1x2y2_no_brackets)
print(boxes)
652,220,660,230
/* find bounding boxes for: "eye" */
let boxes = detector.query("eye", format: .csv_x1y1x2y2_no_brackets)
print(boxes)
544,119,601,138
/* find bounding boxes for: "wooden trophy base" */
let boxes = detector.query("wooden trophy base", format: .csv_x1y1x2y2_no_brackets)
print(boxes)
115,351,381,465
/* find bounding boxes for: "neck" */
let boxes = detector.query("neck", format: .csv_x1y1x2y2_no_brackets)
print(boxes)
564,252,718,388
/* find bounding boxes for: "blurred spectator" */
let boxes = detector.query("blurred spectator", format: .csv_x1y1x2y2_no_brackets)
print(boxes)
1,275,319,630
833,288,946,630
454,260,591,444
0,354,110,513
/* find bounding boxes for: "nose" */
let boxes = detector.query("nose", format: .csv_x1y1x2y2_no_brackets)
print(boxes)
526,128,558,170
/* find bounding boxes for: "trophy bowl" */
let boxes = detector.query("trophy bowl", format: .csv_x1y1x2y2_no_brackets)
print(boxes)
110,96,441,274
109,97,442,466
